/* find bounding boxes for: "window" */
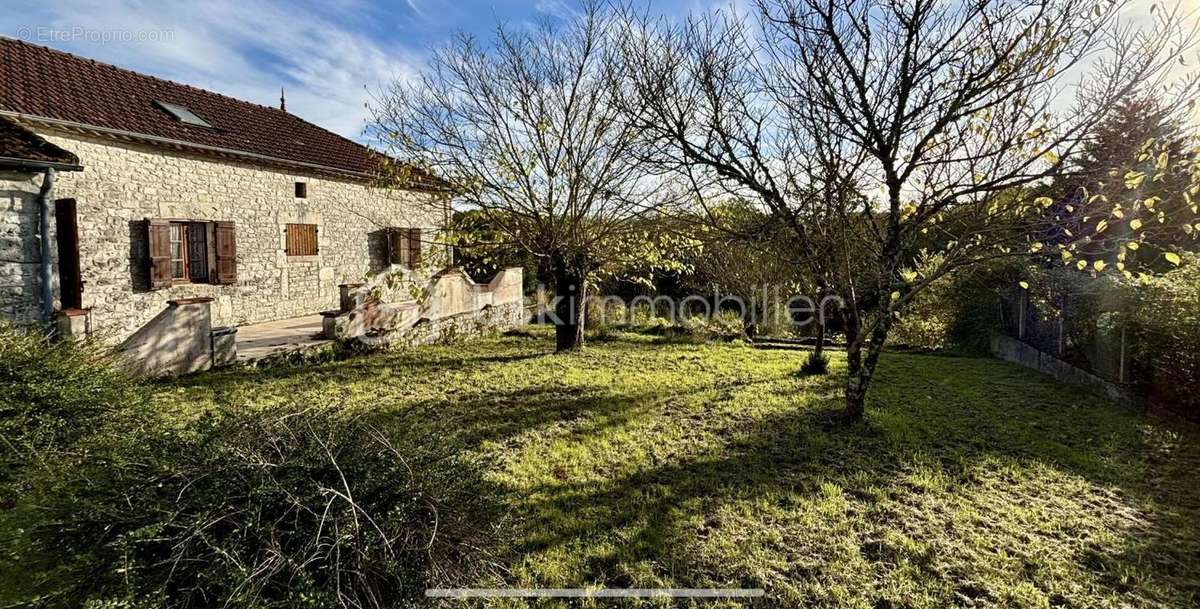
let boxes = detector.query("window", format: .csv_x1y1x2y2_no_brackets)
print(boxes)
154,100,214,128
168,221,209,282
294,182,307,198
387,227,422,269
285,223,319,256
146,219,235,289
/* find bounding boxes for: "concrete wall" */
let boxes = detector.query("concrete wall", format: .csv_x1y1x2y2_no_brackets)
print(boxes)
423,267,524,320
116,298,213,376
990,333,1139,408
0,170,53,324
1,129,448,343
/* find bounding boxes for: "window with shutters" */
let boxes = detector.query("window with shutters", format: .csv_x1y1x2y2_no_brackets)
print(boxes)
386,227,423,269
146,218,235,289
285,223,319,256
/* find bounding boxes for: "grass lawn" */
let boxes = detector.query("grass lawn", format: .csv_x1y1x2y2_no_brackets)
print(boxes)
157,328,1200,608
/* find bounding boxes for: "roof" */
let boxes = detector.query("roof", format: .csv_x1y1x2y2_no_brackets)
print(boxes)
0,37,432,183
0,115,81,170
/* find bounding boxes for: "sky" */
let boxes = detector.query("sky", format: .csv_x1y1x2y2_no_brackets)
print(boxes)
0,0,1192,143
0,0,724,141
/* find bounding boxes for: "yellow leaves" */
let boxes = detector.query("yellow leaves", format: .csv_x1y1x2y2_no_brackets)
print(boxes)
1165,252,1182,266
1143,196,1160,210
900,201,918,218
890,291,901,302
901,270,918,283
1093,259,1106,272
1061,250,1074,262
1076,259,1087,271
1156,151,1170,171
1127,241,1140,251
1110,208,1124,219
1019,281,1030,290
1095,219,1108,233
1130,218,1143,231
1043,151,1060,165
1124,171,1146,189
1029,242,1044,253
1034,196,1055,208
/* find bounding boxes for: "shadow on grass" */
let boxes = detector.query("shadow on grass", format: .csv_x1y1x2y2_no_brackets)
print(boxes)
160,333,1200,606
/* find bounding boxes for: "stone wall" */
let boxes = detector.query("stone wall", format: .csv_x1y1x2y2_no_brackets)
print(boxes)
380,301,529,348
0,170,52,324
1,129,449,343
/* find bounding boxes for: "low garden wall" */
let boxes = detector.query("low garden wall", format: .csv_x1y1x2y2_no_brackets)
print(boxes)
990,333,1139,408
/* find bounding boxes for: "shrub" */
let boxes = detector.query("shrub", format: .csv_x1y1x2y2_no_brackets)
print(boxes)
1124,255,1200,418
800,351,830,375
680,311,745,342
0,322,142,491
6,406,497,608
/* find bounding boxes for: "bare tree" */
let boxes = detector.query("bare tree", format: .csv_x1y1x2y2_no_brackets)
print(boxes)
618,0,1198,419
369,3,665,351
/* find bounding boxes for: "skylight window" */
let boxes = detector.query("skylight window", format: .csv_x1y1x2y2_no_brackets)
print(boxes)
154,100,213,128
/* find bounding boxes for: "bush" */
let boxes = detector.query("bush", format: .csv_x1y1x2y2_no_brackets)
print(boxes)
890,262,1022,353
0,324,498,608
7,407,497,608
800,351,830,375
0,323,142,492
680,311,746,342
1125,255,1200,419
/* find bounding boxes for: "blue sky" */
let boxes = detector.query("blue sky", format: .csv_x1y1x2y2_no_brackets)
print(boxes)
1,0,1187,141
0,0,723,141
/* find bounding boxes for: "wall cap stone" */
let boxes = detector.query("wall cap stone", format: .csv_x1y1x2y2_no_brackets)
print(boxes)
168,297,215,307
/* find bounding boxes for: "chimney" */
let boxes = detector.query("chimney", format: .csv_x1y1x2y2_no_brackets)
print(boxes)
280,87,286,112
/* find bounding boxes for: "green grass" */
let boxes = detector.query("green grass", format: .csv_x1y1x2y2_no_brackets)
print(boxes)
156,328,1200,608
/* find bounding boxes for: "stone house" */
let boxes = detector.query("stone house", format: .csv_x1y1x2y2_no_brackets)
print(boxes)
0,38,523,373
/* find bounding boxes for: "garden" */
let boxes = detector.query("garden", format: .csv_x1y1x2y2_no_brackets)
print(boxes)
3,324,1199,607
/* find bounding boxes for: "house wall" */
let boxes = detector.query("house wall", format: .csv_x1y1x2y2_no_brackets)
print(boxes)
0,169,53,325
2,130,447,343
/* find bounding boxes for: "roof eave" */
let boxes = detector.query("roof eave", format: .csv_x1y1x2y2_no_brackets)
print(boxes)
0,156,84,171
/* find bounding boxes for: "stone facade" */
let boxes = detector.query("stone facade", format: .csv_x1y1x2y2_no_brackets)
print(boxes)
0,129,448,343
0,170,47,324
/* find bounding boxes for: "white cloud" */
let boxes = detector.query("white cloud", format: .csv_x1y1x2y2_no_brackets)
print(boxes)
1,0,424,142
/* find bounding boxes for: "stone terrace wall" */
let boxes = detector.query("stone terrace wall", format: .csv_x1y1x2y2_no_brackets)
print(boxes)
25,130,447,343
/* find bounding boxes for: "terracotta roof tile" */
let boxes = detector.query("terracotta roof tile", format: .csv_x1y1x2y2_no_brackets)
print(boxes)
0,37,387,178
0,115,80,167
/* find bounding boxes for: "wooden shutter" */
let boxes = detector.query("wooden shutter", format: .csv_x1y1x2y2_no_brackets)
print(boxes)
146,218,172,289
213,221,237,284
387,228,404,266
285,224,318,256
407,228,422,268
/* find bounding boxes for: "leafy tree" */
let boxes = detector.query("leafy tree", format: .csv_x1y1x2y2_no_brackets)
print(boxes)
677,200,807,337
617,0,1198,420
369,4,667,351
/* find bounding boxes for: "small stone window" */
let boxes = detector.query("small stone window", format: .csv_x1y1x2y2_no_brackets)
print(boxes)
285,223,319,256
294,182,307,198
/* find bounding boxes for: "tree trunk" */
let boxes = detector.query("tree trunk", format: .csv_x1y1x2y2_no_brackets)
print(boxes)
843,323,889,422
552,259,587,352
812,316,826,359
